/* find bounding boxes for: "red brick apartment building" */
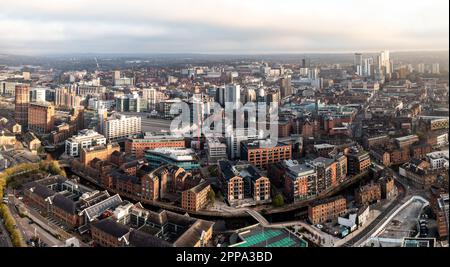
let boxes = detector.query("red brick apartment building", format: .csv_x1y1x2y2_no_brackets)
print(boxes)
355,183,382,206
308,196,347,225
218,160,271,204
181,181,211,211
125,133,185,159
240,140,292,170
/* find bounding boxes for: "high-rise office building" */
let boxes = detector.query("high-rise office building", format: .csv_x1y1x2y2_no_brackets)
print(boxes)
280,76,293,98
215,86,226,107
363,58,373,77
143,88,165,111
417,63,425,73
15,84,30,127
55,87,82,109
432,63,440,74
308,68,319,80
354,53,363,76
113,70,121,81
380,50,391,75
225,84,240,106
115,93,141,112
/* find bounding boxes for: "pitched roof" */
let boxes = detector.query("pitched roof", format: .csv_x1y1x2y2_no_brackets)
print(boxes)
174,219,214,247
52,194,77,215
33,184,55,199
91,218,130,238
128,230,173,247
186,181,210,194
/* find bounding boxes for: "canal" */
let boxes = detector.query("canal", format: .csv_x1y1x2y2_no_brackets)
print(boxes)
64,165,379,230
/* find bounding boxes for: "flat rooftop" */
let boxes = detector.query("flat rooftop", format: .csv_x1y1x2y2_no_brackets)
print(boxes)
146,148,197,161
231,226,308,248
395,135,419,142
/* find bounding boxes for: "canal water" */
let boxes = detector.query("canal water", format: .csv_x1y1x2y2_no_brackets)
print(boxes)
63,165,379,230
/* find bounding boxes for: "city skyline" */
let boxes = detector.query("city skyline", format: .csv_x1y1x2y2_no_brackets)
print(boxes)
0,0,448,55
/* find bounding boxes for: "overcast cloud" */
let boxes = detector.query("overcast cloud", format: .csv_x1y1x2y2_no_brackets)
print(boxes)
0,0,448,54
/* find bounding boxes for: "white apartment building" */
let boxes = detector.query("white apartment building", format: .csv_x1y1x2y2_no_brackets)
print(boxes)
65,129,106,157
31,87,47,102
103,114,141,141
143,88,165,111
88,98,115,111
436,133,449,148
426,151,449,170
206,138,227,163
226,128,260,159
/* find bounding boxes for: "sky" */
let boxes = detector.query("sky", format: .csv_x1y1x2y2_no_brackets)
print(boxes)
0,0,448,55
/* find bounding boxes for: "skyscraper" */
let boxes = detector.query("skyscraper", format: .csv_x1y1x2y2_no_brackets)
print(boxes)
354,53,363,76
363,58,373,77
15,84,30,128
215,86,226,107
432,63,440,74
280,76,293,98
225,84,240,106
308,68,319,80
380,50,391,75
113,70,121,81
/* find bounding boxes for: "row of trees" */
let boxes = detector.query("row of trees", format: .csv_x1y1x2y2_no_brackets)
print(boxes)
0,205,23,246
0,163,37,247
0,160,66,247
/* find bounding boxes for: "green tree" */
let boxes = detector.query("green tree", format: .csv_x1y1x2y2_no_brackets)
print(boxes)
208,189,216,205
272,194,284,207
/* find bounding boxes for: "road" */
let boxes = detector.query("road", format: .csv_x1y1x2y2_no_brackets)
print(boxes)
0,216,13,247
7,194,70,247
340,170,409,247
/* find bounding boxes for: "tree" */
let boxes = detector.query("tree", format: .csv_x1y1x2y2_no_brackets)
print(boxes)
37,146,45,154
272,194,284,207
208,189,216,205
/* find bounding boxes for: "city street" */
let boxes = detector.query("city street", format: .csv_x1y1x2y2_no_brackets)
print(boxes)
7,194,72,247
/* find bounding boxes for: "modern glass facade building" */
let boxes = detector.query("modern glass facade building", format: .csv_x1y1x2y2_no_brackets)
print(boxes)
145,148,200,171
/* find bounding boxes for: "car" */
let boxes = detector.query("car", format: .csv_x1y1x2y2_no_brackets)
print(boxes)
316,224,324,229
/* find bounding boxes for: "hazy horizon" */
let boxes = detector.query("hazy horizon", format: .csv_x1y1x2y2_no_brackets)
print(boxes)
1,0,448,55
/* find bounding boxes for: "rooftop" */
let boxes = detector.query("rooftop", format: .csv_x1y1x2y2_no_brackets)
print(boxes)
146,148,197,161
402,238,436,247
427,150,449,160
395,135,419,142
283,160,316,177
186,181,210,194
29,101,53,108
67,129,105,141
219,160,264,182
310,195,346,207
173,219,215,247
129,132,184,141
314,144,335,149
91,218,130,238
231,225,308,248
129,229,173,247
52,194,77,215
242,140,289,149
